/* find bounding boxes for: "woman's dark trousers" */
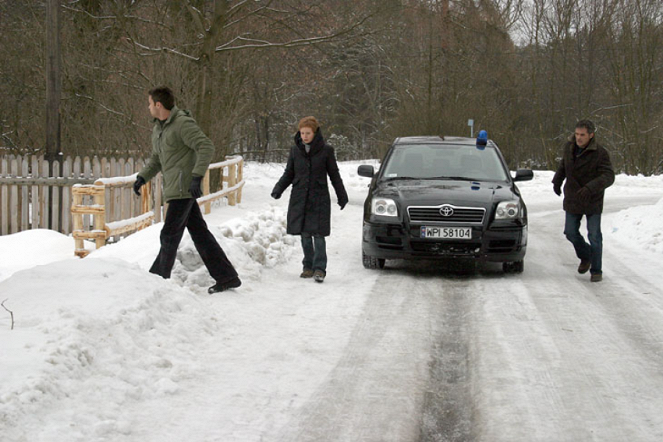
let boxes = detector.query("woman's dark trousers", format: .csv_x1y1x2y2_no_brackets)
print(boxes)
301,233,327,272
149,198,238,283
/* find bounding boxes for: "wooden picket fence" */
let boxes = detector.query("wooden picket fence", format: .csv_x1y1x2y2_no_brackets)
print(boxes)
0,154,159,237
0,155,245,256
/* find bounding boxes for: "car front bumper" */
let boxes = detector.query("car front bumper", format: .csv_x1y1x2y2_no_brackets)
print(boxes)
362,220,527,262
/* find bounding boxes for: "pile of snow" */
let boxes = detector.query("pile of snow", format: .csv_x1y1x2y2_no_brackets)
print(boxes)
608,197,663,255
1,259,219,439
0,229,76,282
88,206,296,293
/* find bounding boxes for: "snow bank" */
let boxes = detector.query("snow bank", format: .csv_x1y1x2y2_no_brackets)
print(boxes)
0,229,79,283
0,204,297,441
608,196,663,255
0,258,220,440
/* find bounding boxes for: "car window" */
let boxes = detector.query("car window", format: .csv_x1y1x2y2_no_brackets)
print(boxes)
381,144,509,181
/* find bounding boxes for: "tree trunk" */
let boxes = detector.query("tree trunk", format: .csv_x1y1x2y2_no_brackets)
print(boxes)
192,1,228,152
45,0,62,163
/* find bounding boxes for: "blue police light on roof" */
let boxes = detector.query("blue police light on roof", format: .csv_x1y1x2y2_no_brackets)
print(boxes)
477,130,488,146
476,130,488,149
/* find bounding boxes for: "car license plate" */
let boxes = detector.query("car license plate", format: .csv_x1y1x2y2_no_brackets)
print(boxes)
421,226,472,239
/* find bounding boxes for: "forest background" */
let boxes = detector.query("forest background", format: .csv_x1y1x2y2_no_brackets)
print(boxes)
1,0,661,175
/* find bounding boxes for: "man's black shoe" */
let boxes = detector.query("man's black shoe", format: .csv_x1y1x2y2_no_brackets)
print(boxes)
208,278,242,294
577,259,591,274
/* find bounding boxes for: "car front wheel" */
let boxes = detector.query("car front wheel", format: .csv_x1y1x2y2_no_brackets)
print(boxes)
363,252,385,269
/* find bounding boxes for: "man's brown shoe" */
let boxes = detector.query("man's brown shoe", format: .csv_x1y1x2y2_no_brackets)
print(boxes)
300,269,314,278
590,273,602,282
313,270,325,283
578,259,591,274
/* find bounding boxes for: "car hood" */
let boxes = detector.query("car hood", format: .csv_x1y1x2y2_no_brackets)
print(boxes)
374,179,517,208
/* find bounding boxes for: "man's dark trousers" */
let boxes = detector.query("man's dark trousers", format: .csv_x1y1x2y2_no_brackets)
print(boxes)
149,198,238,283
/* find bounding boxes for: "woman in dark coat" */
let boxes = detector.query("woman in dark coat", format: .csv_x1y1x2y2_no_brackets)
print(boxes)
271,116,348,283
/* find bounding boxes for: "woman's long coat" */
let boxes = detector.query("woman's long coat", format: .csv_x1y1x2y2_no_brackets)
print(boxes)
272,129,348,236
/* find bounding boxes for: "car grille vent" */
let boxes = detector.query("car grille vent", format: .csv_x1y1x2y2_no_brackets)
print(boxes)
408,206,485,224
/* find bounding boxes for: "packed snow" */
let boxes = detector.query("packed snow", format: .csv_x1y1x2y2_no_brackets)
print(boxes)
1,161,662,441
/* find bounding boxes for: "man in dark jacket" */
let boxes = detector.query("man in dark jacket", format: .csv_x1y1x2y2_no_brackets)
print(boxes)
271,116,348,283
552,119,615,282
134,86,241,294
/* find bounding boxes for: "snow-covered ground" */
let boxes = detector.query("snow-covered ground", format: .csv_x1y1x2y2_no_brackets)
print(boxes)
1,161,662,441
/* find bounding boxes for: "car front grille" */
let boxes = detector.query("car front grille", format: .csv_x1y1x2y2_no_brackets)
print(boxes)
408,205,485,224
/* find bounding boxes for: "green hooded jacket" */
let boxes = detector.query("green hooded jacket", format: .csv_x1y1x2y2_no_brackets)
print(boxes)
138,106,214,202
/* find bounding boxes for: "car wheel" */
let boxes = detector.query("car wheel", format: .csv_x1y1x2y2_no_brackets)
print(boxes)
363,252,385,269
503,260,524,274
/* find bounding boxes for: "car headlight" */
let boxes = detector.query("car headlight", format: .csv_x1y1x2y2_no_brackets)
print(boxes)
372,198,398,217
495,200,522,220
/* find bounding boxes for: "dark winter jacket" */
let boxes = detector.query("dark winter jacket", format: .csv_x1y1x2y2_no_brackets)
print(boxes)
272,129,348,236
138,107,214,202
552,136,615,214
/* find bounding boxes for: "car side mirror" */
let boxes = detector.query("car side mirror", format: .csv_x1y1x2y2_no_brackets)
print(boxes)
513,169,534,182
358,165,375,178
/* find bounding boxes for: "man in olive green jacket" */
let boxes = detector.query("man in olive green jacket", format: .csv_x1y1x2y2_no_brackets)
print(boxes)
134,86,241,294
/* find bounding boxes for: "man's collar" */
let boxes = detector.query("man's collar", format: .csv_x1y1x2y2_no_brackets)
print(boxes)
153,106,178,125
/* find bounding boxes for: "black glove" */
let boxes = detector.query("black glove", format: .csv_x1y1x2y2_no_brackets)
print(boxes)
577,187,591,201
189,175,203,199
553,184,561,196
271,191,281,200
338,197,348,210
133,176,145,196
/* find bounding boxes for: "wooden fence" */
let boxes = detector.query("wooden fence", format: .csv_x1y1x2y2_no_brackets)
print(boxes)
0,154,160,237
0,154,245,244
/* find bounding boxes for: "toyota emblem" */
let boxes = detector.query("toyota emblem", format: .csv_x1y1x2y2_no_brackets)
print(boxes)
439,205,454,217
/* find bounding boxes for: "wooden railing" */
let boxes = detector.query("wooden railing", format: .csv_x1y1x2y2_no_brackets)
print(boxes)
199,156,245,214
71,156,244,257
71,175,155,258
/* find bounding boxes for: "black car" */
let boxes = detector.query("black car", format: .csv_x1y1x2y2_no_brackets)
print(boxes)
357,133,534,273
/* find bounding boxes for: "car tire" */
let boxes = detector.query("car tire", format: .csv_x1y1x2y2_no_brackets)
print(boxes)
363,252,385,269
503,260,524,274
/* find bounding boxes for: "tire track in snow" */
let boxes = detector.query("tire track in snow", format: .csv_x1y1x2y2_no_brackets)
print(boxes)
276,266,445,442
417,273,476,442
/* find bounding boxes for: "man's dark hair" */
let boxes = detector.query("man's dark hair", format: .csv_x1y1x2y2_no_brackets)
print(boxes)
575,119,596,134
149,86,175,110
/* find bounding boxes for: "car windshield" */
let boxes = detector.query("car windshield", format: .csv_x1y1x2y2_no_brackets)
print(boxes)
380,143,509,181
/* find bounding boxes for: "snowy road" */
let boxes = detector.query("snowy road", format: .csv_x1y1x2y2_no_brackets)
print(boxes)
270,193,663,442
2,164,663,442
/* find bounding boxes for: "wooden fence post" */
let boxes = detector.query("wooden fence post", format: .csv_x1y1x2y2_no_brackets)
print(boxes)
228,162,237,206
203,170,211,214
72,188,84,256
237,159,243,204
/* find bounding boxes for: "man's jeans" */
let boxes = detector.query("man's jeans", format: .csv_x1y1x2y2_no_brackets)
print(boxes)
301,233,327,272
564,212,603,274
